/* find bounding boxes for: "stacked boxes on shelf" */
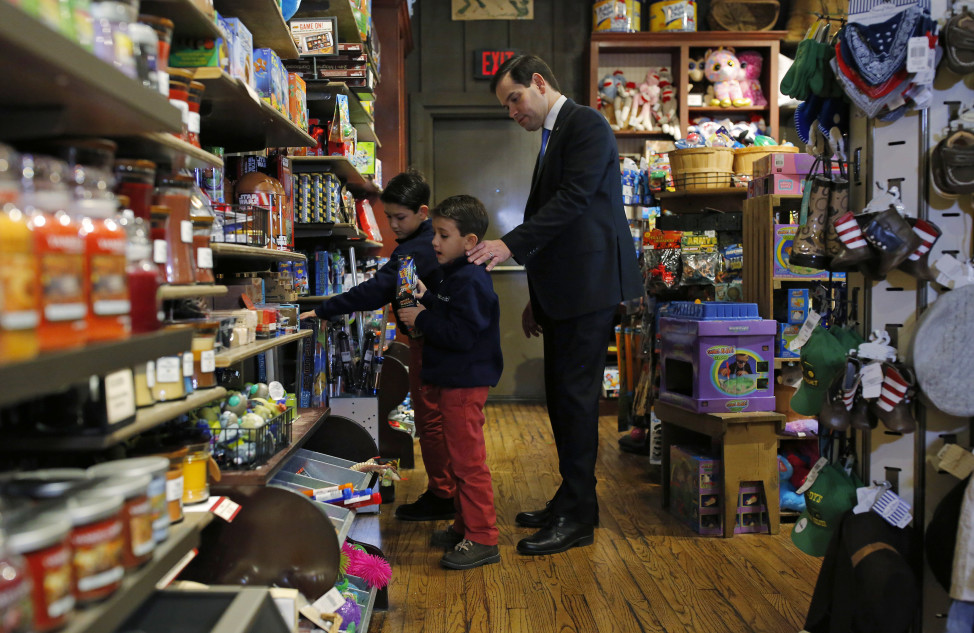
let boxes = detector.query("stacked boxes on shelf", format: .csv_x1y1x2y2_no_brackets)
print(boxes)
255,48,290,116
735,483,770,534
669,445,722,536
313,251,348,297
293,172,356,224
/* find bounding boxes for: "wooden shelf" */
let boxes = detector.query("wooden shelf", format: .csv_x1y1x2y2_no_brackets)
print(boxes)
292,221,336,238
0,3,181,140
60,513,212,633
590,30,787,49
218,407,331,486
191,67,315,152
210,243,307,262
774,357,800,369
158,284,229,300
655,187,748,198
139,0,221,41
0,330,192,408
213,0,300,59
1,388,228,452
305,80,381,146
689,106,771,114
214,330,313,368
114,133,224,170
290,156,380,198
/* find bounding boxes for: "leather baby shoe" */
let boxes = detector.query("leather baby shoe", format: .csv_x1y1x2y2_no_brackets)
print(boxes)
932,128,974,196
819,371,851,431
943,8,974,75
862,206,922,278
898,218,943,280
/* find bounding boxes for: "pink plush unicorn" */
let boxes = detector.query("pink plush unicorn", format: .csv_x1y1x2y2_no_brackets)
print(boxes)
704,47,751,108
736,50,768,107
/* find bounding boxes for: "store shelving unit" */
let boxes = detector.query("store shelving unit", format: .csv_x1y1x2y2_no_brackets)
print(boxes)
214,0,300,59
305,81,381,146
291,155,380,198
295,294,337,303
139,0,222,40
115,133,225,170
60,513,213,633
0,3,181,139
213,330,313,368
210,243,308,262
158,284,230,300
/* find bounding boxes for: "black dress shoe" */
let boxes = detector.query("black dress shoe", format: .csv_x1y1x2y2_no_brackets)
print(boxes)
515,504,552,528
516,517,594,556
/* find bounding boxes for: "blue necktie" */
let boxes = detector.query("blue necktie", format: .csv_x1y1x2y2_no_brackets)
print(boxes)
540,127,550,157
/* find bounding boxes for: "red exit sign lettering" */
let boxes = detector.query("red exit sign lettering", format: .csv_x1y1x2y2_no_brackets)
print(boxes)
474,49,516,79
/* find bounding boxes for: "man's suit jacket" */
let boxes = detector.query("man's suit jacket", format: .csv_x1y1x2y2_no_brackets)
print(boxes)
502,98,644,320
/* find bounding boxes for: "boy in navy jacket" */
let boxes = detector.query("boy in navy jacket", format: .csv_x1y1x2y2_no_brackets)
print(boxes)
298,170,456,523
397,194,503,570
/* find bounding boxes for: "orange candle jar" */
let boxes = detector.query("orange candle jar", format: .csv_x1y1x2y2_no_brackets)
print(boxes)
0,145,40,363
182,442,212,504
152,175,195,285
168,68,193,143
65,492,125,604
85,474,154,569
192,215,215,284
6,513,75,633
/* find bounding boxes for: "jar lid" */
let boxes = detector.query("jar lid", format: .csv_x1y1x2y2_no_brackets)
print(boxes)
5,469,88,500
67,491,124,525
138,14,174,31
150,204,171,216
115,158,157,175
7,512,72,554
88,457,169,481
86,473,152,501
192,215,215,225
157,173,194,189
189,81,206,93
168,68,194,81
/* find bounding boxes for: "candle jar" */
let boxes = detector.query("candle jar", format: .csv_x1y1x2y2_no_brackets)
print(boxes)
187,81,206,149
65,492,124,604
133,361,156,407
151,446,188,524
115,159,156,222
167,68,193,143
182,442,212,504
6,513,74,633
151,353,184,402
88,457,170,546
192,215,215,284
191,321,219,389
83,474,154,569
152,175,195,285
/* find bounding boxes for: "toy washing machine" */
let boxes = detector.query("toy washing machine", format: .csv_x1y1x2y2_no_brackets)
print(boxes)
659,302,776,413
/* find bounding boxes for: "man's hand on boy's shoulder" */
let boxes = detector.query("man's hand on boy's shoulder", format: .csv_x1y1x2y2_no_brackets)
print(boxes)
467,239,511,271
397,305,425,330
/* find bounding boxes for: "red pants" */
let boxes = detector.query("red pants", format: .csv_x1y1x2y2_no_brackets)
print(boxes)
425,384,498,546
409,339,455,499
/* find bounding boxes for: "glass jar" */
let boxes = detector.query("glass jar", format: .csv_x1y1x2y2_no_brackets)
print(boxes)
133,361,156,407
0,532,31,633
88,457,170,545
191,321,219,388
129,21,159,92
152,175,195,285
182,442,212,504
83,473,154,569
186,81,206,148
126,215,162,334
138,15,173,98
151,446,187,524
192,215,215,283
90,1,137,79
167,68,193,143
7,513,74,633
64,492,124,604
115,159,156,222
152,353,184,402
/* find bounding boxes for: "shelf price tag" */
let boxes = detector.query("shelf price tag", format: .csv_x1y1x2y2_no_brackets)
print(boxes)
212,497,241,522
311,587,346,616
197,247,213,269
157,356,180,383
156,548,198,589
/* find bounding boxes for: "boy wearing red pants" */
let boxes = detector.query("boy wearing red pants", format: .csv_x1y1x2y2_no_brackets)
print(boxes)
397,194,503,570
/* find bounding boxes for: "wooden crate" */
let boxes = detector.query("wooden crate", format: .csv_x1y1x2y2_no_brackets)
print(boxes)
742,195,777,319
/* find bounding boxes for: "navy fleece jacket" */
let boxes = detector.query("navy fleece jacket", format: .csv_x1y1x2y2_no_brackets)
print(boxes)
414,258,503,388
313,220,441,335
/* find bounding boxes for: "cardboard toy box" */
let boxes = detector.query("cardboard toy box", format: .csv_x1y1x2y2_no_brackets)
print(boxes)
351,141,375,175
288,73,308,130
223,17,255,89
669,444,722,536
787,288,810,325
778,323,801,358
748,173,805,198
254,48,281,110
272,54,289,116
735,484,770,534
752,152,821,179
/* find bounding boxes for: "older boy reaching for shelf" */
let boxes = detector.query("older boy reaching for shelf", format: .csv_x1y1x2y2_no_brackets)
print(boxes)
396,194,503,570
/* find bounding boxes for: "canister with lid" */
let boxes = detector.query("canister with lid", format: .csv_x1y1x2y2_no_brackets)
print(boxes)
65,492,124,603
0,529,31,633
6,513,74,632
87,457,169,544
82,473,153,568
4,469,88,500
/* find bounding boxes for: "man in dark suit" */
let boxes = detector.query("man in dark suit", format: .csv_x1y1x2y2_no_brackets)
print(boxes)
468,54,643,555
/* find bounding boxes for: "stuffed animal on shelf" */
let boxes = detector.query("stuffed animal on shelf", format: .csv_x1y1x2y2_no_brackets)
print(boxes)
778,454,806,512
629,72,659,131
615,77,637,131
688,55,708,104
704,47,751,108
654,66,680,138
598,73,619,129
737,50,768,107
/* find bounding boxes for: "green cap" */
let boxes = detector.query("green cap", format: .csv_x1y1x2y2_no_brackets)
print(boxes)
830,326,864,355
790,326,847,415
791,462,861,556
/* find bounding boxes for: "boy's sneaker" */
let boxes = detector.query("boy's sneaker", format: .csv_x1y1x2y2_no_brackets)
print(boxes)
395,491,455,521
440,540,500,570
430,527,464,549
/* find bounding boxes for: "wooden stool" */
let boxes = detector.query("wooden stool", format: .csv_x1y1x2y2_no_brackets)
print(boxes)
656,400,785,537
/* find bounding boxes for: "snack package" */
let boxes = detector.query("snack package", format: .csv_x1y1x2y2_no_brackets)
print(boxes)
394,255,422,339
680,231,720,286
643,229,683,292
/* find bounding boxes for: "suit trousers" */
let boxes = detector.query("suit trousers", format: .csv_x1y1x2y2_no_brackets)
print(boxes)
410,338,455,499
534,304,616,525
425,384,498,546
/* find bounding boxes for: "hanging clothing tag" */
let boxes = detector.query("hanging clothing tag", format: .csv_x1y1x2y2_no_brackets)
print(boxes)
871,488,913,528
860,361,885,399
788,310,821,352
796,457,830,495
854,483,886,514
907,36,933,73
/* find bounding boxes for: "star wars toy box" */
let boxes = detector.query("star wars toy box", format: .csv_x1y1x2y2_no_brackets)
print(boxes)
669,444,722,536
658,301,776,413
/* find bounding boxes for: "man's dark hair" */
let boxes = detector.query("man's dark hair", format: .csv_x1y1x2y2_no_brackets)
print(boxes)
380,168,430,213
431,194,489,241
490,54,561,94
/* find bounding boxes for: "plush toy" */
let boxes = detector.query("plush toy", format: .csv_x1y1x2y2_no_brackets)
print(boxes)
654,67,680,138
737,50,768,107
688,56,708,104
778,454,807,512
598,73,618,129
341,542,392,590
629,73,659,131
704,47,751,108
613,72,635,130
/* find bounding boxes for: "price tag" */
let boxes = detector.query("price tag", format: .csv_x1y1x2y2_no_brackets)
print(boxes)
153,239,168,265
197,247,213,269
182,352,193,379
104,369,136,426
146,360,155,388
860,361,885,399
872,488,913,528
201,350,215,373
312,587,346,616
166,474,184,502
181,220,193,244
156,356,180,383
907,36,933,73
212,497,241,522
796,457,829,495
788,310,821,352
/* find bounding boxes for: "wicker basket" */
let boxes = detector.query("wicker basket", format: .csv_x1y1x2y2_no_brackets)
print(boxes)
733,145,799,177
708,0,780,31
669,147,735,191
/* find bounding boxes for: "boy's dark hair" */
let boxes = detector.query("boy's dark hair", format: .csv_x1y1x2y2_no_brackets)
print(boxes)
380,168,430,213
431,195,489,241
490,54,561,94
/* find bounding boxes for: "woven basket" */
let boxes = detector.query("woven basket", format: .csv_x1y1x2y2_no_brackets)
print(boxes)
669,147,735,191
708,0,780,31
733,145,799,177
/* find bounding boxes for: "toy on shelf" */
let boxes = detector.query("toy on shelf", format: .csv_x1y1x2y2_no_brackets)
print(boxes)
737,50,768,107
777,455,806,512
688,55,708,105
629,72,659,131
598,73,618,128
655,67,680,138
704,47,751,108
615,75,637,131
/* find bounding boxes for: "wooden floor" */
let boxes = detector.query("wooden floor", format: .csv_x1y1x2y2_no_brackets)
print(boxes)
355,402,820,633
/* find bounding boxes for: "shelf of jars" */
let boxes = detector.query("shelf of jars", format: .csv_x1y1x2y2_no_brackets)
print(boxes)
1,387,229,452
210,243,308,262
0,3,182,140
138,0,222,41
213,330,313,368
290,155,379,198
190,67,316,153
305,80,381,146
114,133,225,170
216,406,331,486
0,329,193,409
158,284,230,300
213,0,300,59
61,512,213,633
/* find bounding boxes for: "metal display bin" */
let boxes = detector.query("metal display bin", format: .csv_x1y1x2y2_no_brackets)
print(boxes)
269,472,356,544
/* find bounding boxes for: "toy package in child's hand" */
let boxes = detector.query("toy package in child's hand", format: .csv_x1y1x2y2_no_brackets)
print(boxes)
393,255,422,339
680,231,720,286
643,229,683,292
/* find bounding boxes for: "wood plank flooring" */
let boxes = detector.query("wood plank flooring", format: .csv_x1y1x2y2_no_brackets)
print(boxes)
357,402,820,633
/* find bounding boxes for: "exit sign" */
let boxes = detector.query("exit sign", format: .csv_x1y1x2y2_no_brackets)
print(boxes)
474,49,516,79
